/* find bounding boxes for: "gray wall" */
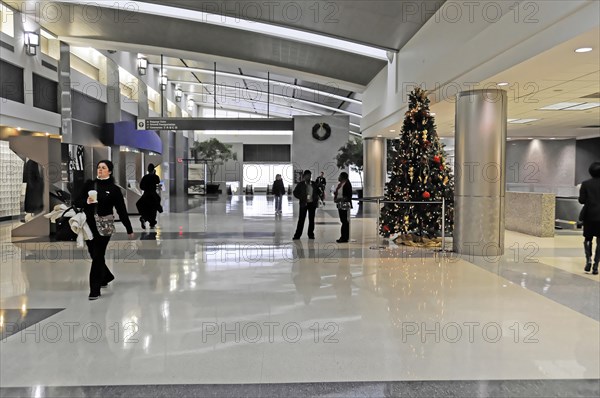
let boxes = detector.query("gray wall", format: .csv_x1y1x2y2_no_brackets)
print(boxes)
506,139,576,187
292,116,350,180
576,137,600,184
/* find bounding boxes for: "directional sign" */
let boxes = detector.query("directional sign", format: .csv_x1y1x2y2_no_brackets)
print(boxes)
136,117,294,131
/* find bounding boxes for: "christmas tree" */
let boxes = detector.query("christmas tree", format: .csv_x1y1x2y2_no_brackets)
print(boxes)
379,88,454,245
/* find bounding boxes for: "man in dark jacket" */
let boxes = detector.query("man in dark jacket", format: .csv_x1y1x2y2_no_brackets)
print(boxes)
579,161,600,274
292,170,319,240
272,174,286,214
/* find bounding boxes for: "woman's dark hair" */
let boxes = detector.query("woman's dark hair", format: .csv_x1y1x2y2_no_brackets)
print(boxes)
590,161,600,178
339,172,349,181
96,160,115,181
148,163,155,173
97,160,114,173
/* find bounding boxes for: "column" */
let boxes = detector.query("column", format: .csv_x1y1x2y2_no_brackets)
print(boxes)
57,41,73,143
453,89,507,256
106,58,123,185
363,137,387,215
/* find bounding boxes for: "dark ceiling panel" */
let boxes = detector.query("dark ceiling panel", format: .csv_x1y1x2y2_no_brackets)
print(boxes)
139,0,446,50
36,2,386,85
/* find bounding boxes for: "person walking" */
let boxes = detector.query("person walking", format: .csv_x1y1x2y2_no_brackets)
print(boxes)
334,172,353,243
75,160,134,300
579,161,600,274
137,163,162,229
316,171,327,204
273,174,286,214
292,170,319,240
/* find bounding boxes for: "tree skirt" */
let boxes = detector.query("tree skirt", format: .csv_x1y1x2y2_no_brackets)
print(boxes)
393,234,442,247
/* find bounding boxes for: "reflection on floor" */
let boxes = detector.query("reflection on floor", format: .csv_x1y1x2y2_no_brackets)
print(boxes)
0,195,598,397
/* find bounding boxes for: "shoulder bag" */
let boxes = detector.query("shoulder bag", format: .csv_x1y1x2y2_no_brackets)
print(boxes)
94,182,115,236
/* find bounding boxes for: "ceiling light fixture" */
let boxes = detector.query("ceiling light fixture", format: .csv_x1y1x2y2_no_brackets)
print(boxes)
575,47,593,53
175,85,182,102
539,102,584,110
497,82,509,86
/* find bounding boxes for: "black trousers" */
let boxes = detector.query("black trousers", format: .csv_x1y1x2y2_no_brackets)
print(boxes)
295,205,316,238
85,235,113,295
338,209,349,241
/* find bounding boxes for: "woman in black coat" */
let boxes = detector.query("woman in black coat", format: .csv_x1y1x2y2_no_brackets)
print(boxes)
75,160,134,300
334,172,353,243
579,161,600,274
137,163,162,229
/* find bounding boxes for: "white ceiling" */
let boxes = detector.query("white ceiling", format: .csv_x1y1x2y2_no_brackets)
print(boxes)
419,27,600,140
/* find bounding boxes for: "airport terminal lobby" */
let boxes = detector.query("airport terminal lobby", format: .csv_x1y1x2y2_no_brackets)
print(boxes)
0,1,599,397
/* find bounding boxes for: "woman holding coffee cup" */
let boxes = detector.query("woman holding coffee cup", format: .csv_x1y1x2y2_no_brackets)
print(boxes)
75,160,134,300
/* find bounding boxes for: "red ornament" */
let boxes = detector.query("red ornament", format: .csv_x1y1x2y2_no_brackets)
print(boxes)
383,225,390,232
439,165,444,171
433,155,441,163
422,191,431,199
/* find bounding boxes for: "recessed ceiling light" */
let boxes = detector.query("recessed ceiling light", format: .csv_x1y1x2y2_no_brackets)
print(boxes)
528,137,533,140
508,119,540,124
550,137,556,140
497,82,509,86
575,47,593,53
539,102,584,110
377,135,383,137
507,138,512,140
389,129,396,133
563,102,599,110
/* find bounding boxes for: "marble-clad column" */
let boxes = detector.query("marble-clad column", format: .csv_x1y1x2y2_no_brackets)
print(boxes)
453,89,507,256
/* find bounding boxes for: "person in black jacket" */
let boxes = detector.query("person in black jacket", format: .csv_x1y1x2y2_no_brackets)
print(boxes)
315,171,327,203
272,174,286,214
75,160,134,300
334,172,353,243
292,170,319,240
579,161,600,274
137,163,162,229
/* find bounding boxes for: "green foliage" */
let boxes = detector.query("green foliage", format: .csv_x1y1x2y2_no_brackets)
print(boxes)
336,139,363,177
192,138,237,183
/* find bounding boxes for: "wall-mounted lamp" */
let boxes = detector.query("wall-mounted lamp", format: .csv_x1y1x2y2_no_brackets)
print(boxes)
137,56,148,75
24,31,39,56
175,86,182,102
187,99,195,111
160,75,168,91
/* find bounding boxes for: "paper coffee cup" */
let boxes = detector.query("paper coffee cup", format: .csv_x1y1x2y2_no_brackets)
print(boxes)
88,190,98,202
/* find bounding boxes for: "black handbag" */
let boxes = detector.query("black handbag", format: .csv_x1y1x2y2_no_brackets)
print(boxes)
55,207,77,241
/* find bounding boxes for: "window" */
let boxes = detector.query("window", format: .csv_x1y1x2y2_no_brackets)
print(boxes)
0,2,15,37
0,59,24,103
243,164,293,189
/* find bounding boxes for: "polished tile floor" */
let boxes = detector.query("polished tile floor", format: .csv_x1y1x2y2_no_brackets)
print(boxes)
0,195,598,397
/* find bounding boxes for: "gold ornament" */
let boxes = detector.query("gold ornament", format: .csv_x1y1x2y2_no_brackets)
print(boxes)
409,167,414,182
443,176,449,185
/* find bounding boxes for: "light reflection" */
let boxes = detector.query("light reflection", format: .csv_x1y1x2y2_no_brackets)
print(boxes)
143,335,151,353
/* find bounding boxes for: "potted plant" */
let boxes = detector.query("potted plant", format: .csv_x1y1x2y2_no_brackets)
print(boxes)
335,139,363,198
191,138,237,194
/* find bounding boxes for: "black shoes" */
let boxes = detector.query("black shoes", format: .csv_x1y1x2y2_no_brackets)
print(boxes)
292,236,300,240
88,293,101,301
140,217,146,230
336,239,348,243
308,235,315,240
101,275,115,288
